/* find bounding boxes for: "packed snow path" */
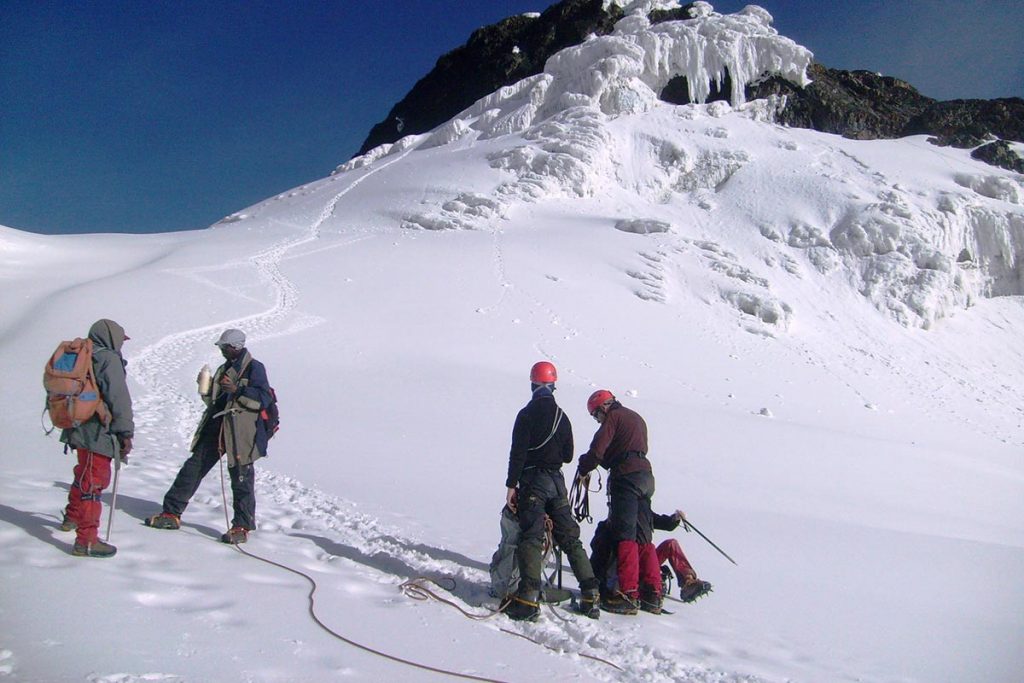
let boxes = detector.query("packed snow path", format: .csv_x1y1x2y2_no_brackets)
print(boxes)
59,151,772,683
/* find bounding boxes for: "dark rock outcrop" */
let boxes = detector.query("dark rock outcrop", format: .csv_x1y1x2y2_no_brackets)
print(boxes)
747,63,934,139
744,64,1023,166
355,0,1023,171
356,0,624,156
904,98,1024,143
971,140,1024,173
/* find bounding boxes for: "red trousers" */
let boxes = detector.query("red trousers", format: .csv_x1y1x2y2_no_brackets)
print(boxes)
65,449,112,544
616,540,662,597
657,538,696,582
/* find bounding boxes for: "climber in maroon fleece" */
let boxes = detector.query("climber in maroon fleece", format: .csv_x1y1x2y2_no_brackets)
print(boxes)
577,390,662,614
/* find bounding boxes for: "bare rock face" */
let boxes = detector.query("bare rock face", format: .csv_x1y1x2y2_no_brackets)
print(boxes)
356,0,623,156
971,140,1024,173
746,63,934,139
906,98,1024,144
355,0,1022,172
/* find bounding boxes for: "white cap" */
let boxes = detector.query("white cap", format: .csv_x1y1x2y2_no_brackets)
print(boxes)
214,328,246,350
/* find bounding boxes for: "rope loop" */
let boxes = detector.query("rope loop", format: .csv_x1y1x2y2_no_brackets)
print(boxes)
569,470,601,523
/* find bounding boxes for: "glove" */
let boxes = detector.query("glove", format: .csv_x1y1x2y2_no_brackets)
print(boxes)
577,452,597,476
119,436,133,461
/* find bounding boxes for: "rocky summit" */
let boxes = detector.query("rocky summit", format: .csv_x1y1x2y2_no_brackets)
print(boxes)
356,0,1023,171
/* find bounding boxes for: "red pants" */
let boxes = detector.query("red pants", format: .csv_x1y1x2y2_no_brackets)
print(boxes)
65,449,112,544
616,540,662,597
657,538,696,582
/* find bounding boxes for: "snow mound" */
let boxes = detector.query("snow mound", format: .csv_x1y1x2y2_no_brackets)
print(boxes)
356,1,811,167
326,5,1023,331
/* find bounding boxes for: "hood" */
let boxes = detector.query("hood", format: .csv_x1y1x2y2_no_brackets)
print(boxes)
88,319,127,353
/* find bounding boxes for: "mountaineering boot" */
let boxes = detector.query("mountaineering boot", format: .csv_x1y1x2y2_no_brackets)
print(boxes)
221,526,248,544
660,565,674,595
145,512,181,530
72,540,117,558
578,588,601,619
59,514,77,532
639,586,663,615
679,576,713,603
541,584,572,603
503,595,540,622
601,591,639,615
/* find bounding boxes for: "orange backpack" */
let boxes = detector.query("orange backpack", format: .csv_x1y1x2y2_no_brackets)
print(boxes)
42,338,110,433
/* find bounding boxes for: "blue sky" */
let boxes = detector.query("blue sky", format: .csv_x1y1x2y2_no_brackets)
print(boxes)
2,0,1021,235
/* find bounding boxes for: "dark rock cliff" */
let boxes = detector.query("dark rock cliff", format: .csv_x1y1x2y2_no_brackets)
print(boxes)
355,0,1023,171
356,0,623,156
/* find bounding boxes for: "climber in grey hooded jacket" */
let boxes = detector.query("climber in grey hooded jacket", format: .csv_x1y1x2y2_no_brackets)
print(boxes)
60,318,134,557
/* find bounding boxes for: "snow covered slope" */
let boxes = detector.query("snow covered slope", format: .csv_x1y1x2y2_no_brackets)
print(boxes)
2,3,1023,682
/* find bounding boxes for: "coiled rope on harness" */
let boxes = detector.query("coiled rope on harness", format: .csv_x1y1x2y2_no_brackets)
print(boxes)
569,469,601,523
217,460,509,683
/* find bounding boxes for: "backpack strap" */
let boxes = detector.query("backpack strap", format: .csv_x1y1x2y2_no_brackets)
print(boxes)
84,339,112,426
528,406,564,452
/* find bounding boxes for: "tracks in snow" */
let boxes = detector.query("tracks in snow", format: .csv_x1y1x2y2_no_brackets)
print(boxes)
121,148,764,682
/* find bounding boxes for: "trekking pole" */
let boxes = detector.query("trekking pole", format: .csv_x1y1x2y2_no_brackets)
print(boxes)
105,437,122,542
683,519,737,566
556,549,563,590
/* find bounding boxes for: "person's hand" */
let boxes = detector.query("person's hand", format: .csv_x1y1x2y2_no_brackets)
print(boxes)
577,452,596,475
219,375,238,393
119,436,133,461
506,487,518,514
674,509,686,523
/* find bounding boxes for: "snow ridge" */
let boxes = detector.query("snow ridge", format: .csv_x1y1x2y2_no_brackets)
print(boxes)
334,2,1024,329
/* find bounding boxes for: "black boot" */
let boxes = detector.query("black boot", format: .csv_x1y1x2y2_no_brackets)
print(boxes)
679,577,713,603
503,595,540,622
578,588,601,619
601,592,639,615
639,586,663,614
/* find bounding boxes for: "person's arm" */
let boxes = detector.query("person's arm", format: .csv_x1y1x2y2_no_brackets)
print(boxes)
505,409,530,489
97,354,134,439
236,360,271,410
578,416,613,475
653,510,683,531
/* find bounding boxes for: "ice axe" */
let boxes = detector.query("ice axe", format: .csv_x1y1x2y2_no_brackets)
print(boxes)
104,435,122,542
682,518,737,566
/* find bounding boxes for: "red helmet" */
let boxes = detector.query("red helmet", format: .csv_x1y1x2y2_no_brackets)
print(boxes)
587,389,615,415
530,361,557,384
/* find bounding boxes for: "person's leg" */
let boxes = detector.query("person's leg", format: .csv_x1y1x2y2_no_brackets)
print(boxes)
514,474,549,603
607,475,642,597
638,542,663,593
657,538,696,583
162,438,219,516
489,506,520,598
589,521,616,596
73,450,112,546
64,452,88,529
547,479,596,592
229,463,256,530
